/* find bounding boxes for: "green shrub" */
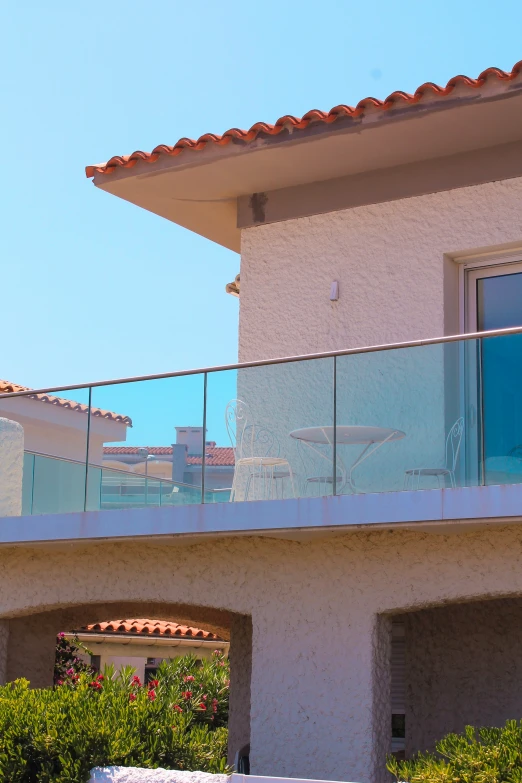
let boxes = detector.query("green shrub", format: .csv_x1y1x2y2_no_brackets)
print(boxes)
387,720,522,783
0,652,230,783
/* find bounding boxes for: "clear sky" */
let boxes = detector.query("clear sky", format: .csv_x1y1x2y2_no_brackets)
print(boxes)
2,1,522,445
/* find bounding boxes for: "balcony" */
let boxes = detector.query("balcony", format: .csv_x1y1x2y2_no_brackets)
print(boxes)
2,327,522,538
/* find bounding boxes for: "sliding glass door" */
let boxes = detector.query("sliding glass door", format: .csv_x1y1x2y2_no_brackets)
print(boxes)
466,262,522,485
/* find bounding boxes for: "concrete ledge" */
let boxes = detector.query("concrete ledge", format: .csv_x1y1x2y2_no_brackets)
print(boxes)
1,483,521,546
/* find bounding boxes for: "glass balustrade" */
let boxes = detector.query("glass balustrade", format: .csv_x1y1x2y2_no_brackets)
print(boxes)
1,330,521,519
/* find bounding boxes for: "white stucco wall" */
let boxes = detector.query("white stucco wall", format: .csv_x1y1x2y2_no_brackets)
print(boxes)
237,178,522,494
0,418,23,516
4,526,522,782
239,177,522,359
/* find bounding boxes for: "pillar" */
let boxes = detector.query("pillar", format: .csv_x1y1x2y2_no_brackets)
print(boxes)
0,417,24,517
6,614,58,687
0,620,9,685
249,609,392,783
228,613,252,766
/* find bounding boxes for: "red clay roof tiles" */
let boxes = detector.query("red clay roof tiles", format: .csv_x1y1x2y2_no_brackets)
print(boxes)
103,445,235,466
86,60,522,179
0,379,132,426
81,619,223,640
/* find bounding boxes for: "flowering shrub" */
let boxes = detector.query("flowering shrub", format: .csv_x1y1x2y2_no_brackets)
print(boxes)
54,631,94,685
0,653,230,782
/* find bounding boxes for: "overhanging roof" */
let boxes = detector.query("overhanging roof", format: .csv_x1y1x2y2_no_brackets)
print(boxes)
86,60,522,252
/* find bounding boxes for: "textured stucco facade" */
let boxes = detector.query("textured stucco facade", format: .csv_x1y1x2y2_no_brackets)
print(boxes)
237,177,522,494
3,526,522,782
0,417,23,517
239,177,522,360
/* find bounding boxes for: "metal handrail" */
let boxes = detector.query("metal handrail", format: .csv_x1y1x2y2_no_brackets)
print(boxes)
3,325,522,398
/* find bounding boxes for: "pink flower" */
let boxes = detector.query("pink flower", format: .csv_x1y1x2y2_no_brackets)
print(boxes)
129,692,137,702
58,632,65,639
148,689,156,701
183,675,195,683
66,668,75,676
181,691,192,699
198,703,206,710
212,650,221,656
172,704,182,713
56,679,63,686
201,694,207,701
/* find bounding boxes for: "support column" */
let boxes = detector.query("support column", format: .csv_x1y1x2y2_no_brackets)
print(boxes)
0,620,9,685
0,418,24,517
249,609,392,783
228,613,252,766
6,614,58,687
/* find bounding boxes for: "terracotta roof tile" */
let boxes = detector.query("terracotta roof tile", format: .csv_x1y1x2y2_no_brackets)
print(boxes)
86,60,522,178
0,379,132,426
103,445,235,466
80,618,223,640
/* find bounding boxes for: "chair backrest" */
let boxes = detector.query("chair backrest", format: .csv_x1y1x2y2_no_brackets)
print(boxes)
445,417,465,472
225,399,249,461
225,399,280,461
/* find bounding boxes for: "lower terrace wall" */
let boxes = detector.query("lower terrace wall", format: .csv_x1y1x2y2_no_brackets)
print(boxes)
2,525,522,783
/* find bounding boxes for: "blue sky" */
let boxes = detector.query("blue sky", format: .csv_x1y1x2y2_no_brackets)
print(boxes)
2,1,522,445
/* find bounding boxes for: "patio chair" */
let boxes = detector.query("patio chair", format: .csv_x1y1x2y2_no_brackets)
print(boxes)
404,417,464,489
225,399,296,501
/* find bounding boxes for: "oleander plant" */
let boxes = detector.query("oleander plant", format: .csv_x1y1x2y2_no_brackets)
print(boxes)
0,652,230,783
387,720,522,783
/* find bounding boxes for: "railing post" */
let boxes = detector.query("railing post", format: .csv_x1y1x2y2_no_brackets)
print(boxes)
84,386,92,512
333,356,337,496
201,372,208,503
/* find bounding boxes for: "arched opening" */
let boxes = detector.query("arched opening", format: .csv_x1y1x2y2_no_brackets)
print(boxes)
2,601,252,767
390,595,522,758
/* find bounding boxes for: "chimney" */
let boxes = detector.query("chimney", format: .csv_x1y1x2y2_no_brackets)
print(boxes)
175,427,205,456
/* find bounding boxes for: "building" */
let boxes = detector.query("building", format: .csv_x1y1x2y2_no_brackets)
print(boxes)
65,619,229,683
1,57,522,783
102,426,235,491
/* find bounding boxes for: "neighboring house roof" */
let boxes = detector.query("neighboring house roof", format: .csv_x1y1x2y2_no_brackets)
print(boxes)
226,274,240,297
103,445,235,467
80,619,223,640
86,60,522,178
0,379,132,426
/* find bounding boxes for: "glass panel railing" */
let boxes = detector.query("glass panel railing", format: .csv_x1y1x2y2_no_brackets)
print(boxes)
335,339,474,493
3,329,522,519
1,386,91,515
22,451,35,515
87,374,205,510
206,357,334,502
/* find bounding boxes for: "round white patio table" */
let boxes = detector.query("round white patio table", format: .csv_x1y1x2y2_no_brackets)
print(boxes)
289,425,405,493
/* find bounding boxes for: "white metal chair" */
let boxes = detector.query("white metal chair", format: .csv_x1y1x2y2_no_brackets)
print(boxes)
296,438,347,496
225,399,296,502
404,417,464,489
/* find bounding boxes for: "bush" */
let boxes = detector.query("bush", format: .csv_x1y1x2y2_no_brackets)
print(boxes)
54,632,94,685
0,652,230,783
387,720,522,783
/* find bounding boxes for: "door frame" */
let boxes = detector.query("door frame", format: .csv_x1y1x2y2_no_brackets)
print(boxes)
457,249,522,333
456,250,522,484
